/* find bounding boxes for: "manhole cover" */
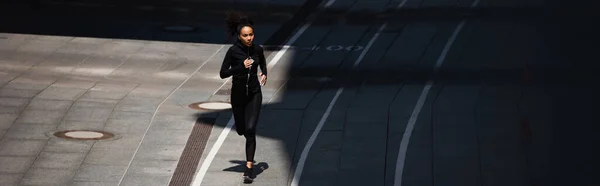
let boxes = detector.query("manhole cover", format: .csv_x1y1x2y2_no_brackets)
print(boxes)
189,101,231,110
54,130,115,140
162,25,195,32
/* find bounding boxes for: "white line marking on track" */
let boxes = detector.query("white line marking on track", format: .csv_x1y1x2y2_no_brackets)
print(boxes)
191,0,339,185
393,0,480,185
354,23,387,67
291,1,408,185
290,88,343,186
118,45,225,186
190,118,235,186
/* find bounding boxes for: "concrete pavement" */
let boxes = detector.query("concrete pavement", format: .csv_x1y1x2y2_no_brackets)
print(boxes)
1,0,599,185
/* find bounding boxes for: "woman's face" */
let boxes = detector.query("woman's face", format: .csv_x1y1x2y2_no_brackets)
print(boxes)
238,26,254,47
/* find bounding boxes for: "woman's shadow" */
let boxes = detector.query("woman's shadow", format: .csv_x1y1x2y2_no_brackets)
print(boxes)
222,160,269,179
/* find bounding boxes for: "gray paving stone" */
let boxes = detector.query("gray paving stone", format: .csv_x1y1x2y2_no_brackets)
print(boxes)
72,99,118,109
3,123,56,140
113,104,157,113
57,120,106,131
299,160,339,184
0,88,40,98
0,113,18,129
479,151,528,186
103,118,150,134
156,104,208,117
433,85,480,114
338,168,384,186
64,108,113,123
0,51,41,66
345,107,389,123
127,159,178,175
91,81,137,91
401,157,433,186
0,97,29,108
93,135,142,149
339,138,387,164
475,85,521,114
433,115,479,158
299,108,345,132
142,129,191,145
0,156,35,173
30,53,88,75
201,171,243,186
519,87,554,116
433,157,481,186
71,56,125,77
127,84,175,98
70,181,119,186
36,87,88,100
176,44,223,62
148,115,195,131
36,35,74,42
0,106,22,114
348,89,400,108
118,96,163,106
0,129,5,139
109,58,166,78
26,99,73,111
476,116,521,141
31,152,86,169
3,76,55,91
55,42,104,56
44,138,94,153
134,144,185,161
72,164,127,182
119,173,172,186
69,37,108,44
295,131,343,163
266,91,317,110
0,36,29,51
343,121,388,139
164,89,213,107
0,139,46,156
79,89,130,100
96,41,147,56
84,147,136,166
15,109,66,125
14,39,67,55
0,72,20,87
109,111,153,120
156,59,199,76
0,173,23,186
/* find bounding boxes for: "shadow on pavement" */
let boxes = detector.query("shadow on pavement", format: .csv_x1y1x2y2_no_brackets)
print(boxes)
1,0,599,185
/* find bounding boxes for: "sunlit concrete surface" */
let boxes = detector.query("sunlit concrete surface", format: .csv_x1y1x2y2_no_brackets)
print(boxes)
1,0,599,185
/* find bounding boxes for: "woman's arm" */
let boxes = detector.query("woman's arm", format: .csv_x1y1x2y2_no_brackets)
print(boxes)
258,46,267,76
220,49,246,79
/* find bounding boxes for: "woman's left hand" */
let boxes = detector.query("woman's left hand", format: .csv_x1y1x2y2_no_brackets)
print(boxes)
259,72,267,86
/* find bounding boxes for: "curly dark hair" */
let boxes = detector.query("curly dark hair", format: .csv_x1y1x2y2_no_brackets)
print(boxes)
225,11,254,37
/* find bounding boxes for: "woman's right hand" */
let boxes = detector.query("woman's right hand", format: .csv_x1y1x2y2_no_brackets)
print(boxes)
244,58,252,68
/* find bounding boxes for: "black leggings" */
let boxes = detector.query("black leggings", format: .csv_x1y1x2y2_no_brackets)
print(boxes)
232,91,262,162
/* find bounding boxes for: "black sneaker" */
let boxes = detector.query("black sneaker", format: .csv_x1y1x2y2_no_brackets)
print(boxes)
243,167,253,184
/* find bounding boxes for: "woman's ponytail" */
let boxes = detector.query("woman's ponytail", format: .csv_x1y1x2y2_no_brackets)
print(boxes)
225,11,254,37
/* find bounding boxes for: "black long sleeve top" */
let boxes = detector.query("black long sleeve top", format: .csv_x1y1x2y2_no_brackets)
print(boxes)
220,40,267,97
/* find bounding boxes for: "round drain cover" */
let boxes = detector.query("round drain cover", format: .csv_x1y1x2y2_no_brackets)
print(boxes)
189,101,231,110
54,130,114,140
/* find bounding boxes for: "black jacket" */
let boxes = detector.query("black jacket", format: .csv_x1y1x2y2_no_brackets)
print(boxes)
220,40,267,98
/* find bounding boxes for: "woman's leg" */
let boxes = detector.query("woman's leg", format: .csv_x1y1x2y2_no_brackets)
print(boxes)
243,91,263,165
232,101,247,136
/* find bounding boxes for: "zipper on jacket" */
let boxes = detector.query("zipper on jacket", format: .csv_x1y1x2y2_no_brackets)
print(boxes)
246,46,251,96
